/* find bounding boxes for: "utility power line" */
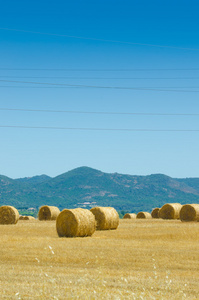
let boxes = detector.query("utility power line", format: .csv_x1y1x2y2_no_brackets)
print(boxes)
0,86,75,88
0,79,199,92
0,76,199,80
0,108,199,116
0,68,199,71
0,86,78,88
0,27,198,51
0,125,198,132
1,86,199,92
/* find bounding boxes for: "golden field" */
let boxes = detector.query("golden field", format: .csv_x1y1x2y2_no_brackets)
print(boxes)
0,219,199,299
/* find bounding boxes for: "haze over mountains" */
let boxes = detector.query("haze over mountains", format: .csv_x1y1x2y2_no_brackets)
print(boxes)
0,167,199,212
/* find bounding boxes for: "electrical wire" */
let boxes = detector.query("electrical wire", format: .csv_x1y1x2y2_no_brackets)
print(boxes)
0,108,198,116
0,86,76,88
0,125,198,132
0,68,199,71
0,27,198,51
0,76,199,80
0,79,199,92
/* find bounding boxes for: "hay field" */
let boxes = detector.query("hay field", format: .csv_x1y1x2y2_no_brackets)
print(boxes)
0,219,199,299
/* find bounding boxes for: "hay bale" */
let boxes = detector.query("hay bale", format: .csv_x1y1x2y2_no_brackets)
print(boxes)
136,212,152,219
56,208,96,237
19,215,24,220
151,208,160,218
0,206,19,224
123,213,136,219
159,203,182,219
180,204,199,222
90,207,119,230
24,216,35,220
38,206,60,220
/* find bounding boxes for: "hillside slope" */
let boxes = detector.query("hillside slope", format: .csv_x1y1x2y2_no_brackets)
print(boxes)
0,167,199,212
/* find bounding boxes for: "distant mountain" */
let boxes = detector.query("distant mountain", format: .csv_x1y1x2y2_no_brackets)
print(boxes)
175,178,199,193
16,175,51,185
0,167,199,212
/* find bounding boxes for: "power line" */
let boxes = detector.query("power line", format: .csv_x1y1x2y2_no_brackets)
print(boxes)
0,68,199,71
0,76,199,80
1,79,199,88
1,86,199,92
0,125,198,132
0,108,199,116
0,86,77,88
0,79,199,92
0,27,198,51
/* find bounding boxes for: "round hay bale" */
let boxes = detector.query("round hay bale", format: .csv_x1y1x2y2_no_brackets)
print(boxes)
159,203,182,219
24,216,35,220
180,204,199,222
19,215,25,220
151,208,160,219
90,207,119,230
38,206,60,221
123,213,136,219
56,208,96,237
136,212,152,219
0,206,19,225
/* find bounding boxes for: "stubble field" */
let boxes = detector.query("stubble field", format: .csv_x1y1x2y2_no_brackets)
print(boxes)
0,218,199,299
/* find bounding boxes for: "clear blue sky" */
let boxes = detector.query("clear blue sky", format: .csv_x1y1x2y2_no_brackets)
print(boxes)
0,0,199,179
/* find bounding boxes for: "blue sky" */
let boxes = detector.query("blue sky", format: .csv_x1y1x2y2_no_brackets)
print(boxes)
0,0,199,178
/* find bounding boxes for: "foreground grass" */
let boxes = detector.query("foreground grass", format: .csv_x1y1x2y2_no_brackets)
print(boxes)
0,219,199,299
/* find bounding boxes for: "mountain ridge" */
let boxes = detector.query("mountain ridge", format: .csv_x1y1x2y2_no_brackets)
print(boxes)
0,166,199,212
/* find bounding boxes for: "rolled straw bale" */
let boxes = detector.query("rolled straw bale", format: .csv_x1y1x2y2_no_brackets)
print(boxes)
159,203,182,219
90,207,119,230
123,213,136,219
180,204,199,222
19,215,24,220
56,208,96,237
151,208,160,219
24,216,35,220
38,205,60,220
136,212,152,219
0,205,19,224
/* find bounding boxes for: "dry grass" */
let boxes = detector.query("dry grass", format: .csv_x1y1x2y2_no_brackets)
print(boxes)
0,219,199,299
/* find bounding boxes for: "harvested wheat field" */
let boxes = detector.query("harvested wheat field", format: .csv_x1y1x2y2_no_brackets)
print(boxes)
0,219,199,299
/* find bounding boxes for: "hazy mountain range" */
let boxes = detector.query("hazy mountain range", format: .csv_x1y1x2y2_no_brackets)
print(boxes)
0,166,199,212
